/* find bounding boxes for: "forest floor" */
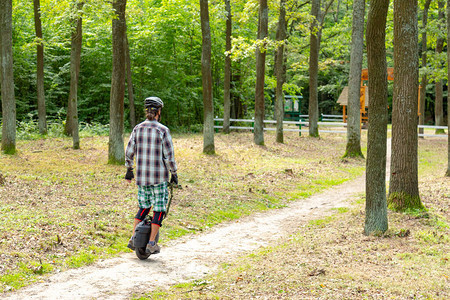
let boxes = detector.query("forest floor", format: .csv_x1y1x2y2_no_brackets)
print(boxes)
0,132,448,299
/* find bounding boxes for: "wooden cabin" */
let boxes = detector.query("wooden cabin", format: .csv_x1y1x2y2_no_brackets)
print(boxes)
337,85,369,124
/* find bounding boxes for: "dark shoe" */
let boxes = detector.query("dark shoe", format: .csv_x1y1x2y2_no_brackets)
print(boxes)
127,239,135,251
146,241,160,254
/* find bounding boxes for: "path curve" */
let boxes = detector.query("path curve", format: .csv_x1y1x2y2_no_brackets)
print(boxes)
5,140,391,299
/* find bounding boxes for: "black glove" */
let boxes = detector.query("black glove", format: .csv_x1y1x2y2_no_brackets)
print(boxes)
125,168,134,181
170,173,178,185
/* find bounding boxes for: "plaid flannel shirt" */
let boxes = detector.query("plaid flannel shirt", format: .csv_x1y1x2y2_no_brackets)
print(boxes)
125,120,177,186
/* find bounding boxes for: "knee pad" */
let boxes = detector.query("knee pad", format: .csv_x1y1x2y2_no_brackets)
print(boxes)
151,211,165,227
135,208,151,221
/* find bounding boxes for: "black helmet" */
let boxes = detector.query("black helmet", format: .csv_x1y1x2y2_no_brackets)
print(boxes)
144,97,164,109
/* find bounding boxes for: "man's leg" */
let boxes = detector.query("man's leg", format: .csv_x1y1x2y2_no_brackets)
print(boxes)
131,219,140,237
146,183,168,254
128,208,151,250
149,210,164,241
132,207,151,236
149,223,160,242
146,211,164,254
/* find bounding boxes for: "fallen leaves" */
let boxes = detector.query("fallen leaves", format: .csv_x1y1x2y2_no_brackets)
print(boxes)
308,268,326,276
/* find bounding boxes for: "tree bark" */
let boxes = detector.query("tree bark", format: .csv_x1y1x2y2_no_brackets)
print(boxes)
125,36,136,129
254,0,268,145
435,79,444,132
364,0,389,235
108,0,127,164
419,0,432,137
200,0,215,154
275,0,287,143
0,6,1,85
447,0,450,177
64,3,82,137
33,0,47,135
388,0,423,211
308,0,320,137
223,0,232,134
231,66,243,120
67,2,83,150
344,0,365,158
435,1,445,134
0,0,16,154
333,0,341,22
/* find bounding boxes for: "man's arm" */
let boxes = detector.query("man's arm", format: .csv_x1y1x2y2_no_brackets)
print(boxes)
162,129,177,175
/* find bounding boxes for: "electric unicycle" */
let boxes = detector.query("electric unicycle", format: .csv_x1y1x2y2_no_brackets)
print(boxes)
133,216,159,260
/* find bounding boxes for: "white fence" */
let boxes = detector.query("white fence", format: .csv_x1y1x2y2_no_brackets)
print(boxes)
214,117,448,138
417,125,448,137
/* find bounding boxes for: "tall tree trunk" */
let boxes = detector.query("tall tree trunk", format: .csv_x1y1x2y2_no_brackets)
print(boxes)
275,0,287,143
231,65,243,119
435,79,444,132
364,0,389,235
435,1,445,134
108,0,127,164
344,0,365,158
419,0,432,137
333,0,341,22
254,0,269,145
200,0,215,154
388,0,423,211
0,0,16,154
33,0,47,135
0,7,1,86
67,2,83,150
125,36,136,129
223,0,232,134
64,3,82,137
446,0,450,177
308,0,320,137
0,6,1,86
447,92,450,176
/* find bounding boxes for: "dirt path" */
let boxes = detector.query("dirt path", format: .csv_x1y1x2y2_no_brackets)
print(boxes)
5,141,390,300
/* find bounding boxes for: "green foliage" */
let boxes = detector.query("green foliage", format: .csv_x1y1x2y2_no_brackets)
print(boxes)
1,114,109,141
5,0,444,133
6,0,354,130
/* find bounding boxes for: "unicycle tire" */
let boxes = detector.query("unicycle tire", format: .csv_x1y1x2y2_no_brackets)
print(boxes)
135,247,150,260
134,231,159,260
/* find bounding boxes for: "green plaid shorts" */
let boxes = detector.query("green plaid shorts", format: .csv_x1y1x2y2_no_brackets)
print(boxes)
137,182,168,211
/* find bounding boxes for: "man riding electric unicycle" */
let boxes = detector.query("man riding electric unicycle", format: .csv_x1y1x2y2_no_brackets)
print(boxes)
124,96,178,258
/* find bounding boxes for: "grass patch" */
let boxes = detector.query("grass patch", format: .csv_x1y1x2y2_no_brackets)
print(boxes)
0,261,54,292
332,207,350,214
65,249,98,269
308,215,335,228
